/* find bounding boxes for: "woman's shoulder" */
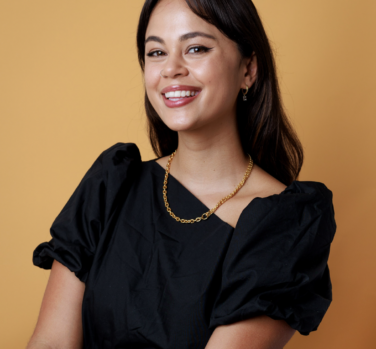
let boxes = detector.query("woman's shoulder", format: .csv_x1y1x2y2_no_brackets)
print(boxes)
248,164,287,199
250,163,333,207
80,142,144,198
97,142,142,168
239,164,336,249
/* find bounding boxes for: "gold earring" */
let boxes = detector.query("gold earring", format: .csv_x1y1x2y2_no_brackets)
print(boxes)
242,85,249,101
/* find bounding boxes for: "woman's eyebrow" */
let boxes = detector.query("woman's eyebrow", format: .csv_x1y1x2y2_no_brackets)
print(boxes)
145,31,216,45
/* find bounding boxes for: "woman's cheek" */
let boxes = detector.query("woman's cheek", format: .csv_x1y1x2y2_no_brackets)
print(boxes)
144,71,159,105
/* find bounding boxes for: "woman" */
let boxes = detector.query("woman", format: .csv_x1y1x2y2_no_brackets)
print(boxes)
27,0,336,348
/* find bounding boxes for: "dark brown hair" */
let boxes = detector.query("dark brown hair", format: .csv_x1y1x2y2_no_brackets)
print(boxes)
136,0,303,185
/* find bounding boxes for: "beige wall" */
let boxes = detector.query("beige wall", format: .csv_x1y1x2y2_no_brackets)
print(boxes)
1,0,375,348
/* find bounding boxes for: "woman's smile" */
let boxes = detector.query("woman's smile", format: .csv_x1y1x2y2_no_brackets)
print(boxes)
161,84,202,108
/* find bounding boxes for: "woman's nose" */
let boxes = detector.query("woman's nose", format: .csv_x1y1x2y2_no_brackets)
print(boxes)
161,52,189,79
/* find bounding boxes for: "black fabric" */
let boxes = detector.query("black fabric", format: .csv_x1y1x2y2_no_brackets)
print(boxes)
33,142,336,348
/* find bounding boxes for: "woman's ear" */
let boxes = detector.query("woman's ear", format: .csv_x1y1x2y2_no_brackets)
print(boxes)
242,52,257,89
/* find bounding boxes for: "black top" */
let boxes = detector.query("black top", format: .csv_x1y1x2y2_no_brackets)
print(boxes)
33,142,336,349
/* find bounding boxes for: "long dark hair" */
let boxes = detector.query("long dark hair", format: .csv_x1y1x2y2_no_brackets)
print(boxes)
136,0,303,185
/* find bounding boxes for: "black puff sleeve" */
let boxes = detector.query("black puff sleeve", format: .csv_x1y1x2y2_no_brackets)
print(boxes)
208,181,336,335
32,142,141,283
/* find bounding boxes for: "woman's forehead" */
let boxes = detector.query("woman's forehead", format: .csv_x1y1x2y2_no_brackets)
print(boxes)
146,0,211,35
145,0,226,44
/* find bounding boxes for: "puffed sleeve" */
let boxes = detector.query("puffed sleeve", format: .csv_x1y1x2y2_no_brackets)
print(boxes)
208,181,336,335
32,142,141,283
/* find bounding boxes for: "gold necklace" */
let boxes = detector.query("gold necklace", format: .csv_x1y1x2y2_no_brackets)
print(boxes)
163,150,254,224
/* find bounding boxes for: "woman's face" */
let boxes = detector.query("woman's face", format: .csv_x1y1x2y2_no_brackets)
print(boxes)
144,0,252,133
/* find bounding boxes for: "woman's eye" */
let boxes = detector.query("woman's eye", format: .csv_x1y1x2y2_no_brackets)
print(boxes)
188,46,210,54
146,50,165,57
146,46,211,57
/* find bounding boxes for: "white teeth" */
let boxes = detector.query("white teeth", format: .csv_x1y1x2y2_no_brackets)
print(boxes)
164,90,199,99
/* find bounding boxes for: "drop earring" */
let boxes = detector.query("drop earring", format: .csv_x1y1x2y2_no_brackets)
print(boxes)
242,85,249,101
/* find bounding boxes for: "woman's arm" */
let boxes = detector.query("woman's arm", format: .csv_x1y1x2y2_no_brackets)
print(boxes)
205,315,296,349
26,260,85,349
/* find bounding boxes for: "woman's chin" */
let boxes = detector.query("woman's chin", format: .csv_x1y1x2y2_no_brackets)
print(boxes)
162,118,200,133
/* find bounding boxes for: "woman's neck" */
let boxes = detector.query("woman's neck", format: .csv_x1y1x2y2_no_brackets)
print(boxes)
167,122,250,196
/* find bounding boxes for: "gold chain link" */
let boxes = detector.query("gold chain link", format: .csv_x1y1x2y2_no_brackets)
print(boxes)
163,150,254,223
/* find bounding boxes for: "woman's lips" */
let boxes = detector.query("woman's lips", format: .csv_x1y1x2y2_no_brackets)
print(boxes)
162,91,201,108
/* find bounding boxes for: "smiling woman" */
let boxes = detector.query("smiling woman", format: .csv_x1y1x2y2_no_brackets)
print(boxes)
138,0,304,186
28,1,336,349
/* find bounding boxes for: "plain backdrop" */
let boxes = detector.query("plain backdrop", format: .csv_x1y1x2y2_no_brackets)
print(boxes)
1,1,375,348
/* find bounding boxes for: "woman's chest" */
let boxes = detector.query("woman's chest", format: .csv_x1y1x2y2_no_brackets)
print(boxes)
82,189,233,348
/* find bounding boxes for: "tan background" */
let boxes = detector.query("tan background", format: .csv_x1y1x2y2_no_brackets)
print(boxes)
1,0,375,348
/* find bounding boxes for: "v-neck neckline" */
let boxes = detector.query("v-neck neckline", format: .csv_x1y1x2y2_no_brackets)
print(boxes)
149,159,294,231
